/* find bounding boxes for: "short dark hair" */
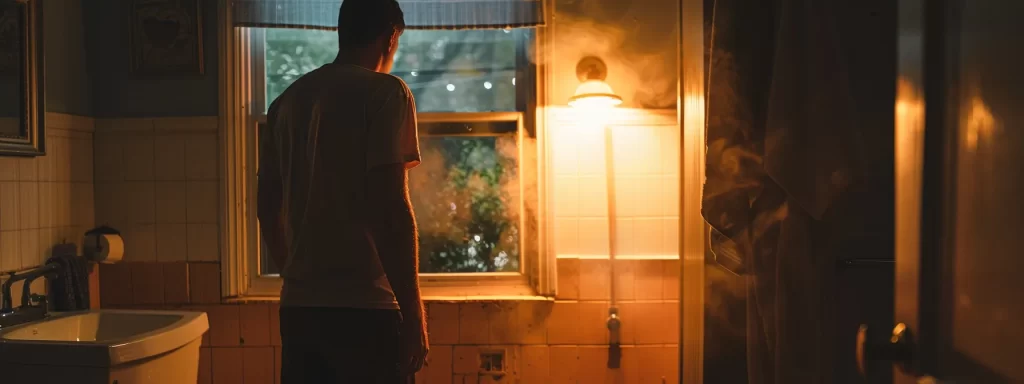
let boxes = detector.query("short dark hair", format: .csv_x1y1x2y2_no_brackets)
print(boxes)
337,0,405,48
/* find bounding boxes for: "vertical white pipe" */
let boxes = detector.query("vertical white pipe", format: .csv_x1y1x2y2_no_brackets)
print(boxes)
605,125,618,306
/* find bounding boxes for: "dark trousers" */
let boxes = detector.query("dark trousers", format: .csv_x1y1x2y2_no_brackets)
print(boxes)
279,306,414,384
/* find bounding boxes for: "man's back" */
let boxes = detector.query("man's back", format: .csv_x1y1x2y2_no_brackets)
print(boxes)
260,63,419,309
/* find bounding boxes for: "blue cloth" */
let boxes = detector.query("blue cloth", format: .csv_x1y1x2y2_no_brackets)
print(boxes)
45,245,90,312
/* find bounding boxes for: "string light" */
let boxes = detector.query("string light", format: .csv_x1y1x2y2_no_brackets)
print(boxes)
484,81,493,89
512,77,516,86
411,71,418,76
446,83,455,92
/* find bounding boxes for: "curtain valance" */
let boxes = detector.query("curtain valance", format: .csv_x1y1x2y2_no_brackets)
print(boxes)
233,0,545,30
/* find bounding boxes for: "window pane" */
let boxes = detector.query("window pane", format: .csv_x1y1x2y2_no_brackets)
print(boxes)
410,136,520,273
392,30,520,113
264,28,524,112
261,235,277,275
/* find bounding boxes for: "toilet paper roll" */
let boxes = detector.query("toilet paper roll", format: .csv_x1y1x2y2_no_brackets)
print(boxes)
83,233,125,263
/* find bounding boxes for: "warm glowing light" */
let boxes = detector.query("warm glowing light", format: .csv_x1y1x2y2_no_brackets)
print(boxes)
682,92,706,187
895,79,925,174
569,80,623,109
446,83,455,92
895,77,926,300
965,96,995,151
484,81,493,90
895,92,924,142
512,77,516,86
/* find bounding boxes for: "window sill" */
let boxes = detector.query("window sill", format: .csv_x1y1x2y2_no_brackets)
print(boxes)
421,282,542,300
228,275,553,304
223,294,554,305
422,295,553,303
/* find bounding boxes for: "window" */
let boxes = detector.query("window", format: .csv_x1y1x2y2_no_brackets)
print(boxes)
230,25,549,297
263,29,527,113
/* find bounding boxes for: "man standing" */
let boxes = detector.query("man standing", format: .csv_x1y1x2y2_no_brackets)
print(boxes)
257,0,428,382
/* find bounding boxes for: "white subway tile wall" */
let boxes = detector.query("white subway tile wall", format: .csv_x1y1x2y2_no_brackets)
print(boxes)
0,113,96,298
549,108,681,259
93,117,220,263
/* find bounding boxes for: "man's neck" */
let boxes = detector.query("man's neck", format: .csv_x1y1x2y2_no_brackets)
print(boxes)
334,50,380,72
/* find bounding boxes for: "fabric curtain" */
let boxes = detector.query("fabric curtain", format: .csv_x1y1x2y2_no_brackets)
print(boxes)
703,0,896,382
233,0,545,30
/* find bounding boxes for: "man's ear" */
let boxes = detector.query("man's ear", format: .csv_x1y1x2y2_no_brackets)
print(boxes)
387,30,401,52
375,33,397,59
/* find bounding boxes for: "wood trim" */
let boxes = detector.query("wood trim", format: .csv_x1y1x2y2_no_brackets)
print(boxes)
219,1,246,298
225,293,555,304
679,0,706,382
894,1,926,381
244,29,265,299
418,111,522,123
534,14,556,297
555,254,681,260
247,273,537,299
44,113,95,133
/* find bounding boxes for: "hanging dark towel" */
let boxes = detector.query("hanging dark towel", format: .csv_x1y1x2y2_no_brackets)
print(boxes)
763,0,862,221
46,252,91,312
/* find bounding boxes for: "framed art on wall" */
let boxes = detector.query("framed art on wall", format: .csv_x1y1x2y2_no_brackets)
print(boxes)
130,0,204,74
0,2,22,74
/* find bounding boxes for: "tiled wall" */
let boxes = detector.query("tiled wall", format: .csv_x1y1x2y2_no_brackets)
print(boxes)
0,113,97,303
101,260,679,383
90,116,222,308
94,116,681,383
548,108,680,259
92,117,220,266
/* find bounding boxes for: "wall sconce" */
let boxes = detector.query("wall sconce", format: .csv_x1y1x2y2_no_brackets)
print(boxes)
569,55,623,370
569,56,622,108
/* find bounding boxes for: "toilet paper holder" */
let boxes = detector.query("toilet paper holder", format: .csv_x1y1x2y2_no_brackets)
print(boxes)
83,225,125,263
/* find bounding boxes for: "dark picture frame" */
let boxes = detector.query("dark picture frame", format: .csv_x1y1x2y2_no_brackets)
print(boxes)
0,0,45,157
130,0,204,74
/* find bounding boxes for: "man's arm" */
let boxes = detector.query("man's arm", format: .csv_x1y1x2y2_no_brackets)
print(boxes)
365,79,427,372
366,164,425,329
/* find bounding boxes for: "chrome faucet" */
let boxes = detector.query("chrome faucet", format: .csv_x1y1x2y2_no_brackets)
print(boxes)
0,263,60,329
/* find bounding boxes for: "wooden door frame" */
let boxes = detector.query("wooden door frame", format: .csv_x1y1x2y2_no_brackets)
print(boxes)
895,0,959,381
895,0,1015,382
679,0,706,382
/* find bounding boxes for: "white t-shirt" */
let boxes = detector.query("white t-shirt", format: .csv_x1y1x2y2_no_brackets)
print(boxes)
259,63,420,309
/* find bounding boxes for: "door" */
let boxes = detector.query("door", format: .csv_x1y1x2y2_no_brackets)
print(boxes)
876,0,1024,382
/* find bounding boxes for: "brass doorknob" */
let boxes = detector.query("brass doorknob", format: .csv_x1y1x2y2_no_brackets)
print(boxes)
856,323,915,377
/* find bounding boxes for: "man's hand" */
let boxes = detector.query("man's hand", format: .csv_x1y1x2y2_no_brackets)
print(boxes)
399,317,429,374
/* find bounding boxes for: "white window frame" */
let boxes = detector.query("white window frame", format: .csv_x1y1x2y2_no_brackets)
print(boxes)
218,3,555,300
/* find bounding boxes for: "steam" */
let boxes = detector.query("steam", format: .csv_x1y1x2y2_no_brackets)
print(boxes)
408,134,533,273
535,11,679,109
701,11,795,369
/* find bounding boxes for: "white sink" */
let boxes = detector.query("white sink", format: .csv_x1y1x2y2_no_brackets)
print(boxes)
0,309,209,384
